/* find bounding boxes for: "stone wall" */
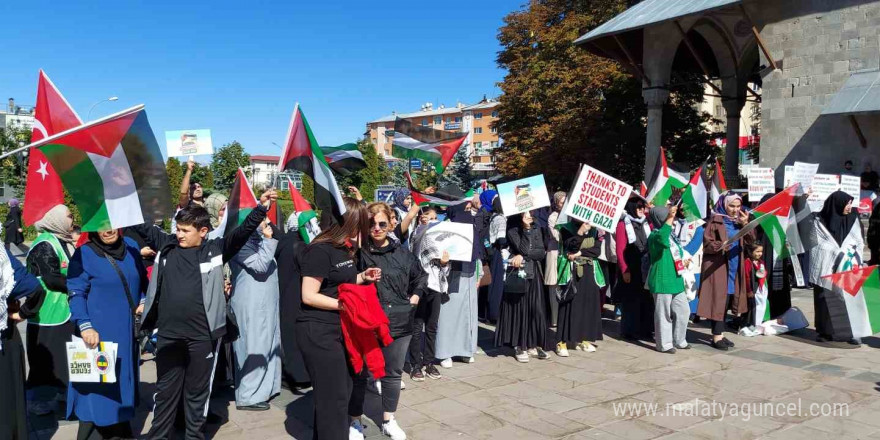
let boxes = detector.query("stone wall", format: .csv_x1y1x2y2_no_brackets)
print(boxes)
756,0,880,184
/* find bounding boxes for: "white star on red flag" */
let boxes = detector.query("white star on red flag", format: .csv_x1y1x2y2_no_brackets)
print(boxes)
36,161,50,180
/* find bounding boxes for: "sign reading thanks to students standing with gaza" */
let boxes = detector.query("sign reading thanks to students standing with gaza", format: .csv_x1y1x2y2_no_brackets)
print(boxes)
165,129,214,157
497,174,551,216
564,165,632,233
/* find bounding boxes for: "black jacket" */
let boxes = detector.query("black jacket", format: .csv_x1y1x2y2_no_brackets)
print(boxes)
275,229,306,322
359,239,427,338
19,240,70,319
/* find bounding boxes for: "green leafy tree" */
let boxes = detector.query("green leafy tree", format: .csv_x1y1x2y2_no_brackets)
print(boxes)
495,0,721,187
0,125,32,198
336,140,391,202
212,141,251,191
166,157,183,209
389,162,408,188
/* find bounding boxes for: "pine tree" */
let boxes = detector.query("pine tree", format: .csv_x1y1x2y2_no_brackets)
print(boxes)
438,146,474,192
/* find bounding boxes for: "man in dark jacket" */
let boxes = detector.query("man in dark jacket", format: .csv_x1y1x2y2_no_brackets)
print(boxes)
135,189,276,440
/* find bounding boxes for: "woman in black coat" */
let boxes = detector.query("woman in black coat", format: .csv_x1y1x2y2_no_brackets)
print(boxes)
494,210,550,363
275,214,311,389
4,199,24,251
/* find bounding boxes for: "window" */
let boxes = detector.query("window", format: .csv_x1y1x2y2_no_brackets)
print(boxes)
474,142,482,149
455,117,462,123
474,127,483,134
475,112,483,119
422,118,428,126
446,117,452,123
490,127,497,134
491,141,499,148
491,110,499,118
434,116,442,125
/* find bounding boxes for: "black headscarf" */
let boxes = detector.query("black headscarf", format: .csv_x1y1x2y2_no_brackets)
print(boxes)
86,229,128,261
624,197,645,219
648,206,669,230
819,190,857,246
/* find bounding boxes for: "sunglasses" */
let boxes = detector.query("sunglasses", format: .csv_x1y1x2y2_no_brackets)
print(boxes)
370,220,388,229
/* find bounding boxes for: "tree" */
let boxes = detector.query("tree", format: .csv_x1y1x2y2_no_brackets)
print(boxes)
166,157,183,210
389,161,407,188
438,146,474,193
211,141,250,191
336,140,391,202
494,0,721,188
0,125,32,198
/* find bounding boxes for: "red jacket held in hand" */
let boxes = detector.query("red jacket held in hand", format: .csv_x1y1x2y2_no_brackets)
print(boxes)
338,283,394,379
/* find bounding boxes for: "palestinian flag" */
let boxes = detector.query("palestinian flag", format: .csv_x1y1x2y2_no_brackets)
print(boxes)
288,178,319,243
391,118,467,173
24,70,82,226
279,105,346,221
639,181,647,197
709,158,727,206
404,172,467,207
31,106,171,232
680,161,708,220
646,148,689,206
752,184,800,260
224,168,259,237
266,200,282,227
321,143,366,176
822,265,880,338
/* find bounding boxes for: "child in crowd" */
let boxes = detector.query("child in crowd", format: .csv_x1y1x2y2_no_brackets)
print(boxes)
744,242,768,331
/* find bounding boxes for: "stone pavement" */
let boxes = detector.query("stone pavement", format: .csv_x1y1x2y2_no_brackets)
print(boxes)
28,288,880,439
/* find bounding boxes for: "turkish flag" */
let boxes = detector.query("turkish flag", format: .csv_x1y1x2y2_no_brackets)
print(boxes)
23,70,82,226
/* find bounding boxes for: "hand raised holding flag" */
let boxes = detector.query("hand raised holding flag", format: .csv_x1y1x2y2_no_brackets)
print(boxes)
260,189,278,208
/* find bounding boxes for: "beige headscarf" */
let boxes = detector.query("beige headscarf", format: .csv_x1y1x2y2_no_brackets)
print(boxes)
205,193,228,229
34,204,74,244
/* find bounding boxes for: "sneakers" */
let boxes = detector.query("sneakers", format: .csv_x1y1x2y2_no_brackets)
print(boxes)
382,415,407,440
555,341,570,357
577,341,597,353
514,347,529,363
236,402,270,411
533,347,550,360
410,368,425,382
465,356,475,364
350,419,366,440
439,358,453,369
425,364,442,380
660,348,677,354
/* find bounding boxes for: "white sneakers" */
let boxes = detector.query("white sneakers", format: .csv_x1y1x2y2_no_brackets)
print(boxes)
465,356,475,364
514,347,529,363
382,415,407,440
350,419,366,440
556,341,570,357
440,358,453,369
576,341,597,353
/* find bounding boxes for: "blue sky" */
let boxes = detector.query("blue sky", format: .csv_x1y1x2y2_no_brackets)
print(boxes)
4,1,516,157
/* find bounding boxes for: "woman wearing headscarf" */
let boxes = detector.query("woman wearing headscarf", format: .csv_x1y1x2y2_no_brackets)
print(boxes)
4,198,24,252
1,245,44,440
544,191,566,328
495,211,550,362
18,205,76,414
614,197,653,341
647,206,690,353
809,191,864,344
275,212,310,389
483,190,507,322
227,217,281,410
66,229,147,439
556,219,604,357
698,193,753,350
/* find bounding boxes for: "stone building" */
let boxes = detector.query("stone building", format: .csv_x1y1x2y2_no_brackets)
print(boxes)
576,0,880,187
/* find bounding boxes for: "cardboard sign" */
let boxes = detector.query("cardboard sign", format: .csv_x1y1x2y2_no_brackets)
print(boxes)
497,175,551,216
563,165,632,233
808,174,840,211
840,175,861,202
748,167,775,200
783,165,795,189
792,162,819,191
165,129,214,157
66,337,118,383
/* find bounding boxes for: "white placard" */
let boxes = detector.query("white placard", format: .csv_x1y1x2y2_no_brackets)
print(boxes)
808,174,840,211
412,221,474,262
783,165,795,189
497,175,551,216
66,337,118,383
165,129,214,157
793,162,819,191
748,167,775,200
563,165,632,233
840,175,861,202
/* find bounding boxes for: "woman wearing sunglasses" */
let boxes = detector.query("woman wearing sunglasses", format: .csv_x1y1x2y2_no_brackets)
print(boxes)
349,202,428,440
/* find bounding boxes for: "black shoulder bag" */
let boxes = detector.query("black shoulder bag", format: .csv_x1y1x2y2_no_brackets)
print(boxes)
104,255,140,341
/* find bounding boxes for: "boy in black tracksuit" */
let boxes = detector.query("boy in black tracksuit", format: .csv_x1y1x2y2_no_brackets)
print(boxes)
136,190,276,440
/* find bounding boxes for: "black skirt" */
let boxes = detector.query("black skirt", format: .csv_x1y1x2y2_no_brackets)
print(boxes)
558,266,604,344
813,285,854,341
0,326,28,440
26,321,75,390
495,275,547,349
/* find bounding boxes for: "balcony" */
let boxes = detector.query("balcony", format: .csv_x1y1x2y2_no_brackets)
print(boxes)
472,162,495,172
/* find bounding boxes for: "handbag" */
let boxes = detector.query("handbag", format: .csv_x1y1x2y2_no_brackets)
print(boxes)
557,264,578,304
104,255,140,340
504,266,528,294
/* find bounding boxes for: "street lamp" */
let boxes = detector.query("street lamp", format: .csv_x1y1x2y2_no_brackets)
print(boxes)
87,96,119,121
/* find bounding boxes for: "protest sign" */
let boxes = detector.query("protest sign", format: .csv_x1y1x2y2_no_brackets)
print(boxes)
840,175,861,202
411,221,474,262
497,175,551,216
860,190,877,215
792,162,819,191
165,129,213,157
563,165,632,233
66,337,118,383
748,167,775,200
783,166,795,188
808,174,840,211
